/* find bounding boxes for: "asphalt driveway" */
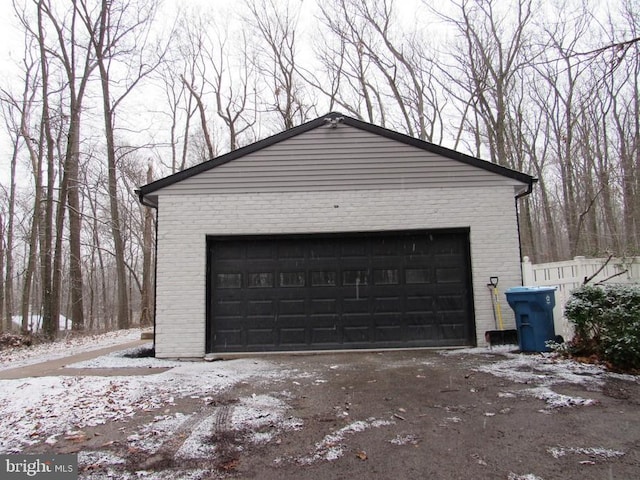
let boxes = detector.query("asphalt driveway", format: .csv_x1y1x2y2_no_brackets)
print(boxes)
12,347,639,480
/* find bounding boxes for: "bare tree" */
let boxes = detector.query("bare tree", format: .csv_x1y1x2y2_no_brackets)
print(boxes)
246,0,313,130
77,0,163,329
206,29,257,150
0,96,21,329
140,164,154,327
432,0,535,169
315,0,386,124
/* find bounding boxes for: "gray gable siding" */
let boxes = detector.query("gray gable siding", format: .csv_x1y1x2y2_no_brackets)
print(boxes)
156,124,522,195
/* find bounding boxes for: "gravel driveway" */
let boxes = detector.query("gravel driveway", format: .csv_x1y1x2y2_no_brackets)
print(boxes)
9,348,640,479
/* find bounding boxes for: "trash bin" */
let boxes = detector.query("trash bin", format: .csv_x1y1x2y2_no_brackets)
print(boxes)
505,286,557,352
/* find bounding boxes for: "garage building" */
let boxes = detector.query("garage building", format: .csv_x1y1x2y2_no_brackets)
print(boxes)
138,112,535,358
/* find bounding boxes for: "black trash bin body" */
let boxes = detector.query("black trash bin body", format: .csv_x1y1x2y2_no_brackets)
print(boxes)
505,286,557,352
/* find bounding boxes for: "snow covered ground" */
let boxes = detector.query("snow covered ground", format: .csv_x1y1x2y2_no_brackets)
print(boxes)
0,334,637,478
443,346,638,411
0,331,318,461
11,314,72,332
0,328,143,371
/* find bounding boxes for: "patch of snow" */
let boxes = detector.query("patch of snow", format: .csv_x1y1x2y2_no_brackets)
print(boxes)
523,387,597,409
0,329,143,371
251,431,275,444
232,394,284,427
472,353,612,410
0,358,303,454
77,450,130,480
66,344,183,369
297,418,395,464
476,353,605,388
440,345,516,356
77,450,213,480
548,446,625,460
11,314,72,332
175,414,218,460
128,413,193,453
79,450,127,467
508,474,545,480
390,434,420,445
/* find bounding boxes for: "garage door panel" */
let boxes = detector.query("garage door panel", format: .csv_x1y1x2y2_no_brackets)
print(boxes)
375,325,403,342
407,324,437,339
436,294,467,309
343,326,370,343
436,267,465,283
372,269,400,285
343,298,369,313
280,328,307,345
278,243,305,259
310,271,338,287
371,237,401,256
247,272,275,287
246,300,274,315
308,242,339,258
311,327,340,344
440,324,467,340
247,328,276,345
405,268,435,284
310,298,337,314
340,241,368,258
215,273,242,289
405,312,437,324
276,288,306,301
215,300,243,316
246,243,276,260
405,294,434,312
215,246,244,260
372,296,401,312
278,299,305,314
215,329,243,348
208,230,474,352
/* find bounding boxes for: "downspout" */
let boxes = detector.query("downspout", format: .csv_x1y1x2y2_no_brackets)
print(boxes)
137,190,158,354
514,179,536,285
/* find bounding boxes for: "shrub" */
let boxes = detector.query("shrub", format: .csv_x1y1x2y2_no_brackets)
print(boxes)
564,284,640,371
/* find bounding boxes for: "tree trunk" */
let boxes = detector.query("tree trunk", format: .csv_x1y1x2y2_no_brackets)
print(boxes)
0,216,5,331
140,165,154,327
66,112,85,331
37,2,58,339
4,134,18,329
94,0,129,330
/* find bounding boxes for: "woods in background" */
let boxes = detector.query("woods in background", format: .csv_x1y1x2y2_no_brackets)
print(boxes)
0,0,638,335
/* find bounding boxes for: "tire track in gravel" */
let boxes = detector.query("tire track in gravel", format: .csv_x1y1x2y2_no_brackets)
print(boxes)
126,398,239,473
210,402,241,471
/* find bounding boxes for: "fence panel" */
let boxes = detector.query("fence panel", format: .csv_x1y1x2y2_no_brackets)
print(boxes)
520,256,640,340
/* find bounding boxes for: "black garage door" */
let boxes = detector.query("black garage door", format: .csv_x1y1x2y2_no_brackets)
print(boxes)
206,229,474,353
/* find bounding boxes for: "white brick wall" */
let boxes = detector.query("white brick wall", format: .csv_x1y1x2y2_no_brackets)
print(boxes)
154,186,522,358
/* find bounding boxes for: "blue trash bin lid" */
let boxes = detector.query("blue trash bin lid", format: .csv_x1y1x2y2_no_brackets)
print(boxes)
505,286,557,293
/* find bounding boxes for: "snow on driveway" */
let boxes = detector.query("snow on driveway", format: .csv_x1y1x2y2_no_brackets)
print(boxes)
1,333,637,478
0,329,143,371
443,347,638,410
0,330,314,455
0,358,306,454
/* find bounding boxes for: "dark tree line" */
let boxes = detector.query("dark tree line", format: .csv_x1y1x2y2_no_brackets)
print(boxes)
0,0,638,334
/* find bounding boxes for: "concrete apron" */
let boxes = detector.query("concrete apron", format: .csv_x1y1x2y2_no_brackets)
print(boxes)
0,339,170,380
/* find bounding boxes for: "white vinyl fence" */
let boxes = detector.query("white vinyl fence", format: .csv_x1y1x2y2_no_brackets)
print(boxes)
521,256,640,340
